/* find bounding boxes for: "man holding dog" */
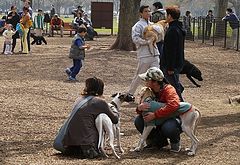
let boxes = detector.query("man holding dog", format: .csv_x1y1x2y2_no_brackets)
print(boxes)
128,5,160,96
135,67,182,152
161,6,185,101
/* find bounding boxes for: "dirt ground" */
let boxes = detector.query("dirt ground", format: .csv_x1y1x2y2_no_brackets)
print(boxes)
0,35,239,165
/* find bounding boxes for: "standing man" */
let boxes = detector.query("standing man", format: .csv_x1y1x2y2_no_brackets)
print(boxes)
128,5,160,96
161,6,185,101
222,8,239,49
151,1,166,59
205,10,214,40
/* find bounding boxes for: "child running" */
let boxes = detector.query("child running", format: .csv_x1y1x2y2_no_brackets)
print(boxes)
65,25,90,81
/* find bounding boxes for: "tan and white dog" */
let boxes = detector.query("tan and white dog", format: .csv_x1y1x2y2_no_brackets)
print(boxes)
143,20,168,55
95,93,135,159
133,87,201,156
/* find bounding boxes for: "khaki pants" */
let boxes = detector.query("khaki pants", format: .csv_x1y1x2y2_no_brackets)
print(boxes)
128,56,160,95
21,28,29,54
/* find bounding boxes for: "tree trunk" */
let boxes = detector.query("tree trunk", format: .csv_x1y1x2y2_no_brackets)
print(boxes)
110,0,141,51
215,0,228,37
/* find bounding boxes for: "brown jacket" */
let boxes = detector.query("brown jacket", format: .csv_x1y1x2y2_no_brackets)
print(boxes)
63,96,118,148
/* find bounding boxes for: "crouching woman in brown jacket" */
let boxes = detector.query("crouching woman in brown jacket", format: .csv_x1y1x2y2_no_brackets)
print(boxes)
53,77,118,158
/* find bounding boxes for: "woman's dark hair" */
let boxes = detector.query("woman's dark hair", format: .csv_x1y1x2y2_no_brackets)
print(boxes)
166,6,180,20
139,5,149,13
153,2,163,9
82,77,104,96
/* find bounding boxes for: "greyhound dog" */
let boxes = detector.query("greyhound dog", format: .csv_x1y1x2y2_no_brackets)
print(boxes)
143,20,167,55
133,87,201,156
95,93,135,159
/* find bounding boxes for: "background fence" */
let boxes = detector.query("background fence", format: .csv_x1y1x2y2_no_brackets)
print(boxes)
181,16,240,51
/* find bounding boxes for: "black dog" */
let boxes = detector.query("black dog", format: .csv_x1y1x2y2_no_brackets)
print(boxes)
180,60,203,87
30,33,47,45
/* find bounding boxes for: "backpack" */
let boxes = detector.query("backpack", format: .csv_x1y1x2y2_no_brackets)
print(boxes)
53,96,94,153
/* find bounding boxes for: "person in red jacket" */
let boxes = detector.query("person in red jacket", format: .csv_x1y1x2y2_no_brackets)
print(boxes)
135,67,182,152
49,14,63,37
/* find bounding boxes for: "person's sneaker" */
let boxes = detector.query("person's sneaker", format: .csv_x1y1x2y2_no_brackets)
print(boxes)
65,68,71,76
69,76,77,81
170,142,181,152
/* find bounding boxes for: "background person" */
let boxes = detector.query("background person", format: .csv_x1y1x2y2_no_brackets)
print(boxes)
151,1,166,59
49,14,63,37
183,10,192,40
205,10,214,40
222,8,239,49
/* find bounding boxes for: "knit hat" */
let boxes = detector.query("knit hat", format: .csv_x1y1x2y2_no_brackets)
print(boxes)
139,67,164,82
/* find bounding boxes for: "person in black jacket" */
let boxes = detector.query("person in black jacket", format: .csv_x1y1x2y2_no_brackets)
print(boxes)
5,5,20,54
161,6,186,101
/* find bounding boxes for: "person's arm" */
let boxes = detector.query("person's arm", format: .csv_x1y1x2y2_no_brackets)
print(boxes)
132,23,150,46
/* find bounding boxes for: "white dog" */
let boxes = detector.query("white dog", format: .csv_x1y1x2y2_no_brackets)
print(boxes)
133,87,201,156
95,93,135,159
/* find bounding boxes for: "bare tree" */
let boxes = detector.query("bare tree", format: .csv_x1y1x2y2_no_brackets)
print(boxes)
111,0,141,51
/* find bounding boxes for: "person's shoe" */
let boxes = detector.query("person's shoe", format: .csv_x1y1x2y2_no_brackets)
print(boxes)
68,76,77,81
170,142,181,152
65,68,71,76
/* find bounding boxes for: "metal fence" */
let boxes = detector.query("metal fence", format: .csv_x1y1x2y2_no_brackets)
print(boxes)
181,16,240,51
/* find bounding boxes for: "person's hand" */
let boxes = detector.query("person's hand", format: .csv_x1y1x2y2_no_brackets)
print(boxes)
85,44,91,50
143,112,155,122
167,70,174,75
137,102,150,111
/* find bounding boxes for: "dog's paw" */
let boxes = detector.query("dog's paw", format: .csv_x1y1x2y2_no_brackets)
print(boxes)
187,151,196,156
119,148,124,153
130,147,141,152
196,84,201,87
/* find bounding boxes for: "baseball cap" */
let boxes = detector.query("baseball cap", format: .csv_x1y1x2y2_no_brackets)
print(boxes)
139,67,164,81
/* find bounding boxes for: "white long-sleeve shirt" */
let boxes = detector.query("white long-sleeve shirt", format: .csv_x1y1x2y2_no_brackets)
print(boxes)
3,29,15,42
132,18,159,58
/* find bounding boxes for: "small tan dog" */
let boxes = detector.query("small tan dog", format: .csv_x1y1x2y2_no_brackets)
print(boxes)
143,20,168,55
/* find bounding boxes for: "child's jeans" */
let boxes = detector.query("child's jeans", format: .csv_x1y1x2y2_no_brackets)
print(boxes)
70,59,83,78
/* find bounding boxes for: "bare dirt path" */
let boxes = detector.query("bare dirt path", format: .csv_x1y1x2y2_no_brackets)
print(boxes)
0,36,239,165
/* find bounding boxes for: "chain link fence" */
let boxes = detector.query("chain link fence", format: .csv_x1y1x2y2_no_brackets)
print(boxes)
181,16,240,51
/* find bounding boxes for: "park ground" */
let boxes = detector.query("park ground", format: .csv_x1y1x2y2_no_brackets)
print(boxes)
0,35,239,165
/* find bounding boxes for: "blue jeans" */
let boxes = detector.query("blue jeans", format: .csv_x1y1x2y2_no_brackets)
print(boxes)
162,69,184,101
134,115,181,147
70,59,83,78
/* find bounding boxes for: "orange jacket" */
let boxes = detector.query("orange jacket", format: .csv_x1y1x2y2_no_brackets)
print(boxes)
136,84,180,118
154,84,180,118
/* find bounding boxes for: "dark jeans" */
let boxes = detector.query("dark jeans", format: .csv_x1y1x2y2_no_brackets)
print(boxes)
134,115,182,147
162,68,184,101
70,59,83,78
156,41,164,59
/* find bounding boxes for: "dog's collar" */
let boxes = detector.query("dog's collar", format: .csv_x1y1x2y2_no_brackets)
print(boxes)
110,101,119,110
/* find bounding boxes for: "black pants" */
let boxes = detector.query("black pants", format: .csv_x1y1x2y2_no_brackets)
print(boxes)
63,145,100,159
